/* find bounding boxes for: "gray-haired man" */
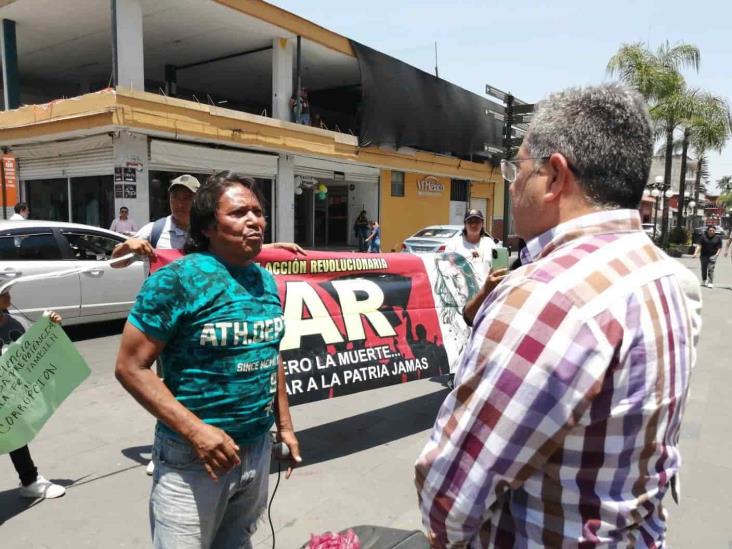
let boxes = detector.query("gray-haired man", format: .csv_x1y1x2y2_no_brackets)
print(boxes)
416,84,701,547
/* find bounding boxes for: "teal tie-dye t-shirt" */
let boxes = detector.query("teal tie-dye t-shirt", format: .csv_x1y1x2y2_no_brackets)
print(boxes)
128,252,284,444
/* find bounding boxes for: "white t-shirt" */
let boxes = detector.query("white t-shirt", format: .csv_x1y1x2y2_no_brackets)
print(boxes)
110,217,138,235
134,215,187,250
444,233,497,276
9,213,25,220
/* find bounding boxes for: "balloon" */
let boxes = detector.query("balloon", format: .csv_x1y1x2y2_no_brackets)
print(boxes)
294,186,303,195
318,184,328,193
317,192,326,200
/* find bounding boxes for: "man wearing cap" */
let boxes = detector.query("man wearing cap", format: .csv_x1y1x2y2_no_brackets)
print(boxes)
112,174,200,264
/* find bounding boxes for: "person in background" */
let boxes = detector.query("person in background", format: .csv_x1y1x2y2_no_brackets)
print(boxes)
445,209,497,277
365,220,381,253
112,174,201,266
694,224,722,288
9,202,28,220
109,206,137,236
1,290,66,500
115,171,300,547
353,210,370,252
723,228,732,262
416,84,701,547
290,88,310,125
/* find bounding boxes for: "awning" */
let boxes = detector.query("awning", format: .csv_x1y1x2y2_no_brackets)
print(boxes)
350,41,503,157
149,139,278,178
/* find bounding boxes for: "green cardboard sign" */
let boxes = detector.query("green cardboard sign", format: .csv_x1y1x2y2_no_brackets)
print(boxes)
0,317,90,454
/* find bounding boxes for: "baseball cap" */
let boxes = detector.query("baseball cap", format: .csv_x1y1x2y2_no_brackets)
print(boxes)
464,209,484,222
169,174,200,193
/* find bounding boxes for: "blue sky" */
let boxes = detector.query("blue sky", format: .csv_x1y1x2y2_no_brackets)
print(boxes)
272,0,732,190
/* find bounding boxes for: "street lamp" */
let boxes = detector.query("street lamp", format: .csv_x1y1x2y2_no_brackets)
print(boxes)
645,176,672,242
686,198,696,230
644,187,660,239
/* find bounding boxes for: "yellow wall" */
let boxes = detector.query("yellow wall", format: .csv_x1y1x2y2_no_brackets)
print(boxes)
380,170,451,251
470,180,495,232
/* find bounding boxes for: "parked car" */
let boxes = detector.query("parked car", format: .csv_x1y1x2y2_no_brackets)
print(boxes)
402,225,464,253
642,223,657,238
0,220,145,325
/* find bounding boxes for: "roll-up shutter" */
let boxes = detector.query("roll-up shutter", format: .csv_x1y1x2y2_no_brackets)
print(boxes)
294,155,380,183
15,135,114,180
149,140,277,177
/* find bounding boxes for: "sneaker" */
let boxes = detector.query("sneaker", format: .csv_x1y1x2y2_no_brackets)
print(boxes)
146,460,155,476
707,282,714,288
19,475,65,499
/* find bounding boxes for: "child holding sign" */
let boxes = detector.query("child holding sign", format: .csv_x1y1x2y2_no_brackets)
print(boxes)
1,290,66,499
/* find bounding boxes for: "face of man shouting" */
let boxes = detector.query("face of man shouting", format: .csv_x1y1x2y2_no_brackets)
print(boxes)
204,184,266,266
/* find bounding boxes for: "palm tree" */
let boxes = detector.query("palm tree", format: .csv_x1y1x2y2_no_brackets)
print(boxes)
687,95,732,227
608,41,701,246
607,42,700,101
673,92,731,227
718,175,732,194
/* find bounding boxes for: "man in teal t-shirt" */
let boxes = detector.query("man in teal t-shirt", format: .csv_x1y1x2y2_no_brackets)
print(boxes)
116,171,301,549
128,251,284,444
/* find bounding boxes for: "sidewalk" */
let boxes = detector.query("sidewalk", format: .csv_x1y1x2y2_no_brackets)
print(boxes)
0,254,730,547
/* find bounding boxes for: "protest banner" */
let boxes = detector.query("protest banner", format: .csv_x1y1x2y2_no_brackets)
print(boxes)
150,249,479,405
0,316,91,454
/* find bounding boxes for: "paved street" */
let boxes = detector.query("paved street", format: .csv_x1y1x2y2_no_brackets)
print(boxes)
1,254,731,548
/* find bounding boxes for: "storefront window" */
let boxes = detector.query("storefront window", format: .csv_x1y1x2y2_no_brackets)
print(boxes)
450,179,469,202
391,171,405,197
26,178,69,222
71,176,114,228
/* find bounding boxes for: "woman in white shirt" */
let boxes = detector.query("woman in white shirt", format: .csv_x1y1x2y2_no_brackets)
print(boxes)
444,209,497,277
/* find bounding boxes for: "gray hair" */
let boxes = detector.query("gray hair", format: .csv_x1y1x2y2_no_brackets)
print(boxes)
524,83,652,209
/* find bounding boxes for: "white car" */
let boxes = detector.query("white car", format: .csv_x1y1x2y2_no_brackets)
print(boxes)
642,223,657,238
0,220,145,325
402,224,500,253
402,225,464,253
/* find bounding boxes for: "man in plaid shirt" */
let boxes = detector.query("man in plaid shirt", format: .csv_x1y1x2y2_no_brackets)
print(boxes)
416,84,702,547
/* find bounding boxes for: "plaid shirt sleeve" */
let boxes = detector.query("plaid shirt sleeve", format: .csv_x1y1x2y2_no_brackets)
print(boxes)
415,276,613,546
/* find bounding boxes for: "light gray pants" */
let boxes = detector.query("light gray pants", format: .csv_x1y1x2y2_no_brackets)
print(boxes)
150,429,271,549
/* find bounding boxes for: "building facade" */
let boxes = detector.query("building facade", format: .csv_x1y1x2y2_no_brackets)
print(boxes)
0,0,503,250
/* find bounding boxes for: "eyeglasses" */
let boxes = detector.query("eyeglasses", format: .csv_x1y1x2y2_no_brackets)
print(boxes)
500,156,550,183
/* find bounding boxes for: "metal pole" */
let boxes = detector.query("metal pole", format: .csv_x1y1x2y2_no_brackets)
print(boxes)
653,196,659,240
295,35,301,97
110,0,118,87
502,93,514,244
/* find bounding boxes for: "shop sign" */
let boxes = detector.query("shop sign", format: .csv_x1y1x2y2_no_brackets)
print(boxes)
416,175,444,196
123,167,136,183
2,154,18,207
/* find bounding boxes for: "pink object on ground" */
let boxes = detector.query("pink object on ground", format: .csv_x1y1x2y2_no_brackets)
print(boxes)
308,529,360,549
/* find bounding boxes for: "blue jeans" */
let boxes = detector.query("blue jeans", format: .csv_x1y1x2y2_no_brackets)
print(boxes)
150,428,271,549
